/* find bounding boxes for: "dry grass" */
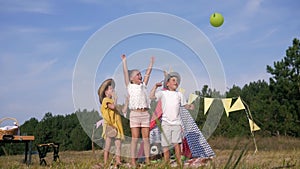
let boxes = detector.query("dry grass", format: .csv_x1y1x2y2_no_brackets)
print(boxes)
1,136,299,169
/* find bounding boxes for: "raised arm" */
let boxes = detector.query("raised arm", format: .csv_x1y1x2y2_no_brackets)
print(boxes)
143,56,154,85
121,54,130,86
150,82,162,100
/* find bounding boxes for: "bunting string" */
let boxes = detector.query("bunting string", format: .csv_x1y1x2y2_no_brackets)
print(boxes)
186,93,261,153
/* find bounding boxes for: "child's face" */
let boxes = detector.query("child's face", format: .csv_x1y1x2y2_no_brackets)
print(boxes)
166,77,179,91
130,70,142,84
105,85,114,98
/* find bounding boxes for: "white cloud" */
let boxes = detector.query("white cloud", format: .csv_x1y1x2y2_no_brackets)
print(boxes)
0,0,55,14
61,25,94,32
244,0,264,17
26,58,58,77
249,28,278,45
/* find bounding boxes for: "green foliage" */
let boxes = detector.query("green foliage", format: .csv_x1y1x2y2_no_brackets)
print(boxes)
3,108,131,155
201,38,300,138
240,80,272,136
266,38,300,136
3,38,299,156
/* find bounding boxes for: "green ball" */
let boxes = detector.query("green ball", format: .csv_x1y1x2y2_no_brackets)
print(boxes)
210,12,224,27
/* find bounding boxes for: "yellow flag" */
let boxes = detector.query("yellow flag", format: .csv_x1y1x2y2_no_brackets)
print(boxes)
204,98,214,115
229,97,245,112
188,93,198,104
248,119,261,132
178,88,185,94
221,98,232,117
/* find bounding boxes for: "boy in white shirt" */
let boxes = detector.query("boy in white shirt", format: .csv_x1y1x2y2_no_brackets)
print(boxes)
150,72,194,167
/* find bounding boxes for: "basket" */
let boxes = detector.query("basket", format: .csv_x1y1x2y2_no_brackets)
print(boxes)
0,117,19,137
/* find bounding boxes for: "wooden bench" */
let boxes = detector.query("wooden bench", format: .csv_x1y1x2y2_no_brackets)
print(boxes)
36,143,59,165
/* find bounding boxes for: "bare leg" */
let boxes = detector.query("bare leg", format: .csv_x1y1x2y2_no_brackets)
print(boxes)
114,139,122,164
131,127,140,167
104,137,112,165
141,127,150,164
174,143,182,166
163,147,170,164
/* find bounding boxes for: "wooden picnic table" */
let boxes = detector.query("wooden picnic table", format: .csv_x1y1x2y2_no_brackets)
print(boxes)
0,135,35,165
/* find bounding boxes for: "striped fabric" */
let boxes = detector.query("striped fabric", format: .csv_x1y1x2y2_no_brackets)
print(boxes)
180,107,215,158
141,102,215,160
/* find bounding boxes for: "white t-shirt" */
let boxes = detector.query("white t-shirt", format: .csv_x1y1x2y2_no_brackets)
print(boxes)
155,90,187,125
127,83,149,109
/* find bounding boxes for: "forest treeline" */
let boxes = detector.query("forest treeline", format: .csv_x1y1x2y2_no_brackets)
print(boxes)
1,38,299,154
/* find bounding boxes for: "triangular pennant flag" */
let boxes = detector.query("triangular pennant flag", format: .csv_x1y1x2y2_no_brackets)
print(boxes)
188,93,198,104
178,88,185,94
228,97,245,112
221,98,232,117
204,98,214,115
248,119,261,132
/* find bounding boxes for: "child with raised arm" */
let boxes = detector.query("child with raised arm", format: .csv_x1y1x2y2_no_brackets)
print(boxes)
150,72,194,167
98,78,124,168
121,54,154,167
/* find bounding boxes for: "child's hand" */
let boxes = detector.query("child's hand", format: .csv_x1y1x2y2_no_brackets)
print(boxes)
190,104,195,110
121,54,126,60
150,56,155,63
155,82,163,88
185,104,195,110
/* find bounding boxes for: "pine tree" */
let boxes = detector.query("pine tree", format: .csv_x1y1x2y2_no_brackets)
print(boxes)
266,38,300,136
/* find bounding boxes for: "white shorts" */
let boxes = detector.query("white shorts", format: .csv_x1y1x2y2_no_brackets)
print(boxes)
160,124,182,147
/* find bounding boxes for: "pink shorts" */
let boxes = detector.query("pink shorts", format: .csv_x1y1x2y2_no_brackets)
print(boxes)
130,110,150,128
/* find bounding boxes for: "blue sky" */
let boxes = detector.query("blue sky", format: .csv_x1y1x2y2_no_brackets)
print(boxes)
1,0,299,125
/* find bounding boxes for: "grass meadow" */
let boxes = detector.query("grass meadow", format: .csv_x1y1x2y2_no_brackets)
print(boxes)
0,136,299,169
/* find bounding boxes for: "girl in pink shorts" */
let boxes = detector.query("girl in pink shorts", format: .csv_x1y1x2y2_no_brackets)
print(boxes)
121,54,154,167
